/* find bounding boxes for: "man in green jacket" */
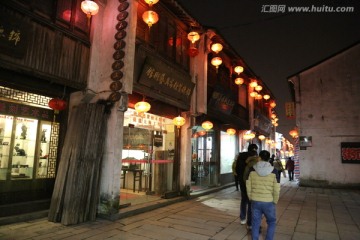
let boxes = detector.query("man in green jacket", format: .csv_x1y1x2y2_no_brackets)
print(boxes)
246,150,280,240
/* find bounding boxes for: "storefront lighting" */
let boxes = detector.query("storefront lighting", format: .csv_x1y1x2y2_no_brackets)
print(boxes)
134,101,151,113
234,66,244,75
226,128,236,135
201,121,213,131
234,77,244,85
144,0,159,6
263,94,270,100
173,115,185,128
187,31,200,44
255,94,262,100
258,135,266,140
243,131,255,140
211,43,223,54
81,0,99,25
142,10,159,28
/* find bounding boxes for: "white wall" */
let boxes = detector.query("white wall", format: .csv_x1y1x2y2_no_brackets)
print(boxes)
290,43,360,187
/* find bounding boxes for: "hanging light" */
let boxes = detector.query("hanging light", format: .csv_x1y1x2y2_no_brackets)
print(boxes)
234,77,244,85
243,131,255,140
250,91,257,98
211,43,223,54
134,101,151,113
81,0,99,25
234,66,244,75
187,31,200,44
249,79,258,88
255,85,263,91
188,47,199,57
271,113,276,119
263,94,270,100
173,115,185,128
142,10,159,28
270,101,276,108
144,0,159,6
48,98,67,114
258,135,266,140
289,128,299,138
255,94,263,100
211,57,222,69
201,121,213,131
226,128,236,135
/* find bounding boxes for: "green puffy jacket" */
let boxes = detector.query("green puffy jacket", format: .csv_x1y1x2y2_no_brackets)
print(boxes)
246,161,280,204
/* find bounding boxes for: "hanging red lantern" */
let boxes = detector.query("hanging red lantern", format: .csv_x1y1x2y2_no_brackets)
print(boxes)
188,47,199,57
48,98,67,114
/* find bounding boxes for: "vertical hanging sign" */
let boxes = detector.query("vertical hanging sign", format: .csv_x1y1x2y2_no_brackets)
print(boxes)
285,102,295,119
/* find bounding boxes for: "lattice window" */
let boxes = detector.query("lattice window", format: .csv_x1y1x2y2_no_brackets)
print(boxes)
0,86,52,108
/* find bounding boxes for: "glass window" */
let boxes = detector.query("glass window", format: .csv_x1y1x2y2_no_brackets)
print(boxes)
0,114,58,181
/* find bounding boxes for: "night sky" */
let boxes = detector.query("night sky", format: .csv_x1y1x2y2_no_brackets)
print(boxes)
176,0,360,140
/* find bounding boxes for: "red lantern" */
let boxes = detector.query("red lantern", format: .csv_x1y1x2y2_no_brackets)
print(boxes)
48,98,67,113
188,47,199,57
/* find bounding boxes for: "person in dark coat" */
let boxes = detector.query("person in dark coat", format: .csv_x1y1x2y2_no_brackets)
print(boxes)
286,157,295,181
236,143,258,228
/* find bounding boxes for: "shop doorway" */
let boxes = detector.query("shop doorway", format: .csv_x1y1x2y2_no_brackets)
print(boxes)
191,127,217,191
120,109,175,207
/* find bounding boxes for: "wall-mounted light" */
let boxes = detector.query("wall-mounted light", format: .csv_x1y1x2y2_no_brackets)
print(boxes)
142,10,159,28
81,0,99,26
235,77,244,85
173,115,185,128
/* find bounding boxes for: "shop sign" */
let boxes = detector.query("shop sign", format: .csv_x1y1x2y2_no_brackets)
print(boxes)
0,8,29,58
208,85,235,114
285,102,295,119
138,56,194,105
341,142,360,164
0,101,52,121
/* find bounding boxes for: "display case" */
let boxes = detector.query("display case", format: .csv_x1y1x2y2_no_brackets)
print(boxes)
0,113,57,181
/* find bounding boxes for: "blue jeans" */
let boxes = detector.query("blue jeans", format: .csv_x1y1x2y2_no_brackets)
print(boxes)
240,189,251,226
251,201,276,240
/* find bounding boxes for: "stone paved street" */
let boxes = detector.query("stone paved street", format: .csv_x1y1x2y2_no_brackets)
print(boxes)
1,181,360,239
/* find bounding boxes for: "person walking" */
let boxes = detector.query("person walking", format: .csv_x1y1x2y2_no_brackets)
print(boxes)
236,143,258,228
286,157,295,181
246,150,280,240
232,158,239,191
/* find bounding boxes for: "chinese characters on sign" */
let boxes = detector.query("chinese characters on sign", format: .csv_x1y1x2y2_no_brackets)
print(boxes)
341,142,360,164
0,102,53,121
285,102,295,119
0,8,28,57
139,56,195,106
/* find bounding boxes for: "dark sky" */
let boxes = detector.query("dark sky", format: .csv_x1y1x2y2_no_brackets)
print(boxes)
176,0,360,139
